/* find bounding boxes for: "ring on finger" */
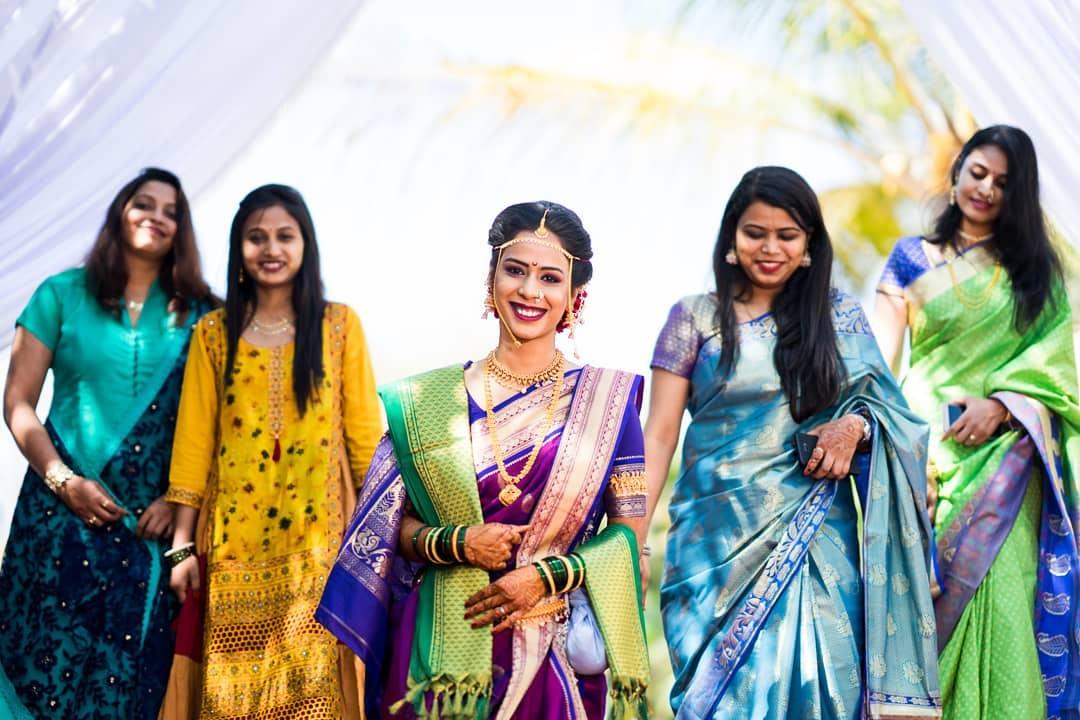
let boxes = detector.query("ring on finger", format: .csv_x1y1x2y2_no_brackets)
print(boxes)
967,434,977,443
495,606,506,617
100,500,112,510
87,516,98,526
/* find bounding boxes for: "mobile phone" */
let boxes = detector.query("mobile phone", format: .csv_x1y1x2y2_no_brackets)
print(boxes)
795,432,819,466
943,403,964,429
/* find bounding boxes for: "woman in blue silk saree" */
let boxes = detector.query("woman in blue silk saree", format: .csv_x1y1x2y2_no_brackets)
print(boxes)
0,168,213,719
644,167,941,719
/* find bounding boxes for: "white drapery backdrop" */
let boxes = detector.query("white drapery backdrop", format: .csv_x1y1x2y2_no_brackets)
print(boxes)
900,0,1080,247
0,0,364,349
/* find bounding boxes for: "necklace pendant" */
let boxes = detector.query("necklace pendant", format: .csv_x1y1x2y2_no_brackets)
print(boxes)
272,438,281,462
498,484,522,506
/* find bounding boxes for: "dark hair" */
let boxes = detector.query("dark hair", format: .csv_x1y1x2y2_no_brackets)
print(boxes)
712,166,844,422
486,201,593,288
224,184,326,416
929,124,1062,330
84,167,212,319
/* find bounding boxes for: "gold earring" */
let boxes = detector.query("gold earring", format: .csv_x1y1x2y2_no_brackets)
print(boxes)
949,186,957,206
481,286,496,319
800,253,812,268
238,266,246,284
725,250,737,265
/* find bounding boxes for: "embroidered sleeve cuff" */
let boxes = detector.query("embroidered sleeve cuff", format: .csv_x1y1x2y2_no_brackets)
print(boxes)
164,486,204,508
608,470,647,518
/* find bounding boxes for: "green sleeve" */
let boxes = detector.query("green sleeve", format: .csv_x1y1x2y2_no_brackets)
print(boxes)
16,276,65,352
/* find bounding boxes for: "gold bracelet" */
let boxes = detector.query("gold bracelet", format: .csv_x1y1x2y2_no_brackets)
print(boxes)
43,462,76,494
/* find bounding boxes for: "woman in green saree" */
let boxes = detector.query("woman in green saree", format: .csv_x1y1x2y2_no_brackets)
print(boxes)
874,125,1080,719
0,168,214,718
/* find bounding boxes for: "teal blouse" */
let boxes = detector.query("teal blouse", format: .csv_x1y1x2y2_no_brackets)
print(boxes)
17,267,196,479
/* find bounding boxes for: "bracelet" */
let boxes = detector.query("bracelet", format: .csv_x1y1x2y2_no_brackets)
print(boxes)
164,542,196,568
424,526,446,565
43,462,77,495
641,544,652,557
455,526,468,563
534,553,587,596
533,560,557,595
410,525,425,558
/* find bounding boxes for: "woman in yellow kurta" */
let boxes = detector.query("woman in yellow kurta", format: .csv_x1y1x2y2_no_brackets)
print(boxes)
163,184,382,719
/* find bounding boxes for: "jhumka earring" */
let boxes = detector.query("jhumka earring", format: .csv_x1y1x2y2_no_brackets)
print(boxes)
800,253,812,268
949,186,957,206
238,266,246,284
725,250,737,265
481,285,496,319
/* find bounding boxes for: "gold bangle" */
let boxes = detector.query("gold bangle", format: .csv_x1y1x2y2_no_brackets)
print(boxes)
450,526,463,563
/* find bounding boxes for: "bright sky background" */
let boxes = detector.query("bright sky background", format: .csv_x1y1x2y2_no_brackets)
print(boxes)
0,0,881,558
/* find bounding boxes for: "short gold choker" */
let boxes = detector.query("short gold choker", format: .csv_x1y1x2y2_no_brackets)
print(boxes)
485,350,564,393
957,230,994,246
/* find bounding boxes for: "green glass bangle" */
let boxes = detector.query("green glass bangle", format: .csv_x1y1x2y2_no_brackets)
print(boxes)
567,552,586,591
547,556,569,592
442,524,460,561
410,525,426,558
533,561,557,594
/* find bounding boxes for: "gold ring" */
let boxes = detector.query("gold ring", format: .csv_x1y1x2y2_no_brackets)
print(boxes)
87,516,98,526
968,434,977,443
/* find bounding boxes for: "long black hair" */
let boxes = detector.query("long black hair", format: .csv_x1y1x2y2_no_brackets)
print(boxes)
84,167,212,320
224,184,326,415
486,201,593,289
929,125,1062,330
712,166,843,422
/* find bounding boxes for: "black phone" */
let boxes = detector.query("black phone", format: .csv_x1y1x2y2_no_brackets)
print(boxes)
795,432,819,466
943,402,964,429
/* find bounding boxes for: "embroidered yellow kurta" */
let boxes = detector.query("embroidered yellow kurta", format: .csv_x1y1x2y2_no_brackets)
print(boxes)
165,304,381,719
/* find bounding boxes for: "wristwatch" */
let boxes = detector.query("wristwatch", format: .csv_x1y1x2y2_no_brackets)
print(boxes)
854,413,871,443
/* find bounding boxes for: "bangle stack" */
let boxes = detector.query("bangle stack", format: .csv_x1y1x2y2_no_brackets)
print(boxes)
164,542,196,568
532,553,586,596
43,462,77,495
418,525,468,565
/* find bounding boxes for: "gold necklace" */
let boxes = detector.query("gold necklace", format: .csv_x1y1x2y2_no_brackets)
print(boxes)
486,350,564,393
483,354,565,506
250,316,294,335
946,256,1003,310
957,230,994,246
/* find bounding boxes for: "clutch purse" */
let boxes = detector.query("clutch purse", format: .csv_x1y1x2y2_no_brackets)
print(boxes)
565,588,608,675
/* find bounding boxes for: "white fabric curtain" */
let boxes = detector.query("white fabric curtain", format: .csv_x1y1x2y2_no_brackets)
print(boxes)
900,0,1080,248
0,0,364,349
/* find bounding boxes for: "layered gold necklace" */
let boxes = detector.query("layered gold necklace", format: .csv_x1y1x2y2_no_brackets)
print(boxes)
482,350,566,506
485,350,564,393
947,233,1002,310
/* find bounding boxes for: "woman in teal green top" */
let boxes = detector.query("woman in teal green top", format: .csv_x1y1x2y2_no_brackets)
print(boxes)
0,168,214,719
